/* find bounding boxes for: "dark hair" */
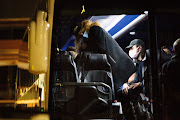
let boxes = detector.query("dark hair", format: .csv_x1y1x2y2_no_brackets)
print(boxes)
161,46,170,50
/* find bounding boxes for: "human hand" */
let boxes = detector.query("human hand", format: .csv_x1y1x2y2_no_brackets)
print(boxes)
122,83,130,95
129,82,141,89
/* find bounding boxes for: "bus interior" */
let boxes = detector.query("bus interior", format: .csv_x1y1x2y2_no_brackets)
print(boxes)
0,0,180,119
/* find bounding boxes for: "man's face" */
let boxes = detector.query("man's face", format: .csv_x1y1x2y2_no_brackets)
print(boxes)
163,48,172,55
128,45,140,59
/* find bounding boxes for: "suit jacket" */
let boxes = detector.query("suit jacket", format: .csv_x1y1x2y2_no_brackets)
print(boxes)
84,26,136,90
163,55,180,93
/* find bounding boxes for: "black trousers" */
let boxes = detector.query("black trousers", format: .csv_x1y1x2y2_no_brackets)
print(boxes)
117,87,142,120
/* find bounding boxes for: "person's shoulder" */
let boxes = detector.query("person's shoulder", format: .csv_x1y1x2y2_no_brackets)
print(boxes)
162,61,168,69
167,55,180,65
172,55,180,61
162,60,171,73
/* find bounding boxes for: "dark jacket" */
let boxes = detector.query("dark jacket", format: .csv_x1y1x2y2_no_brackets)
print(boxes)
84,26,136,90
163,55,180,93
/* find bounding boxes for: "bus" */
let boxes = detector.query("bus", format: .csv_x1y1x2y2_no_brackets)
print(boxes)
0,0,180,119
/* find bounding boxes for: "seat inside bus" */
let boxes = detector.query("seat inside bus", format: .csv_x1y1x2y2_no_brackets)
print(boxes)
81,53,115,101
52,51,115,116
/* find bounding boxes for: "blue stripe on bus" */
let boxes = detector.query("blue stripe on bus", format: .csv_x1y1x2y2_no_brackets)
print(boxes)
61,36,76,51
108,15,140,36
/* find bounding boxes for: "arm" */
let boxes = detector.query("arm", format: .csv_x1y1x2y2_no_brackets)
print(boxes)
129,82,142,89
128,73,135,83
122,73,135,95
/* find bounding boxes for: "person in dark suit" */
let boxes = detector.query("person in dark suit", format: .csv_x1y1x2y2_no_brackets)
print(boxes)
162,38,180,120
75,20,136,92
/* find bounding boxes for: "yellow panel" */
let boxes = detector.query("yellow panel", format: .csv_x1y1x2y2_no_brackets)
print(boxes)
30,114,50,120
28,11,50,74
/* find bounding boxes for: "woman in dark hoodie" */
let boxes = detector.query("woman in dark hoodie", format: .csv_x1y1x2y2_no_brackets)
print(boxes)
74,19,136,92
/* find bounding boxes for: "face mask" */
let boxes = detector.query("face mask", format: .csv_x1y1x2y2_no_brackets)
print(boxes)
129,47,140,59
83,31,88,38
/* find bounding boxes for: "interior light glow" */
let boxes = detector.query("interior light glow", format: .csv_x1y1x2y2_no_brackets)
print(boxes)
144,11,148,14
16,99,39,104
129,31,136,35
